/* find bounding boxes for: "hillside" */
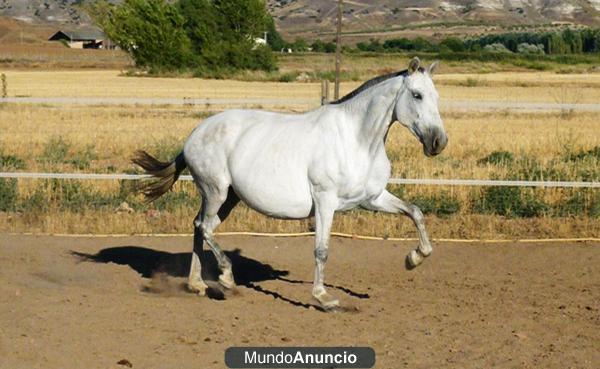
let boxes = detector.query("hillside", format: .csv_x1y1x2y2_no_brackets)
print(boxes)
269,0,600,41
0,0,598,44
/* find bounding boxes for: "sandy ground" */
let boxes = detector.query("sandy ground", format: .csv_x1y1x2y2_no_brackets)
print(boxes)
0,235,598,369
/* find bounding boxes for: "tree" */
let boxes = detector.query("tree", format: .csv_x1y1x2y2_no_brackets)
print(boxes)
92,0,193,71
200,0,276,72
292,38,309,52
265,16,287,51
439,37,466,52
311,39,336,53
89,0,277,73
177,0,218,59
547,33,567,54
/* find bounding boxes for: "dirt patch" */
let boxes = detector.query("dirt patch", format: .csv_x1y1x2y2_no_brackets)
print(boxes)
0,235,598,368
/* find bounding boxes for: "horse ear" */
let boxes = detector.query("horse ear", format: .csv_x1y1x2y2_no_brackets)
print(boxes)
428,60,439,75
408,57,420,75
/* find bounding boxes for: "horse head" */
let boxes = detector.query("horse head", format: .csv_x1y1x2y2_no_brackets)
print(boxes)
394,57,448,157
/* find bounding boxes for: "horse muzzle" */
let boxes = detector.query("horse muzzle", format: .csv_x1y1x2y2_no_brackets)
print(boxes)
422,127,448,157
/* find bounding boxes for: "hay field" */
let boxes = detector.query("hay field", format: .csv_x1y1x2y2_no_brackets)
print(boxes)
0,106,598,238
2,70,600,104
0,70,598,238
0,44,132,69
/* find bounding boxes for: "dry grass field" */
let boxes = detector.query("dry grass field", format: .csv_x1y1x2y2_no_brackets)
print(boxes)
2,70,600,104
0,44,132,69
0,70,598,239
0,103,598,238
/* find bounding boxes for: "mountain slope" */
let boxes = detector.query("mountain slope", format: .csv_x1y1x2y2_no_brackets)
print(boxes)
0,0,597,42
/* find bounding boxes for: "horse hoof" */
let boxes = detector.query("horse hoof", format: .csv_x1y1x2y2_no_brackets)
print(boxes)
218,273,236,289
407,250,423,269
187,281,208,296
314,292,340,310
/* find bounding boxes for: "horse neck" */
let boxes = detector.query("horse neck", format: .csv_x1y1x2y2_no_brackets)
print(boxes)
336,77,403,152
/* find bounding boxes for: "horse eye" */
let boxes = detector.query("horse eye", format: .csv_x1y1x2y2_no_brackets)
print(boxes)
412,92,423,100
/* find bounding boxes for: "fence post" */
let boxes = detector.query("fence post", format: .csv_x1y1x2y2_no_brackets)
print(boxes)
321,80,330,105
1,74,6,98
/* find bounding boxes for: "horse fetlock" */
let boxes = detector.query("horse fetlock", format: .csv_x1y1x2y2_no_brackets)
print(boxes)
420,243,433,257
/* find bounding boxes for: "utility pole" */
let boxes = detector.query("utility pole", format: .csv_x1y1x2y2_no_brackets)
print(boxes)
334,0,343,100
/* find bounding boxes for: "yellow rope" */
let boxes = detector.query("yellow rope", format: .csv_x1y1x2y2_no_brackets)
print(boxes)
5,231,599,243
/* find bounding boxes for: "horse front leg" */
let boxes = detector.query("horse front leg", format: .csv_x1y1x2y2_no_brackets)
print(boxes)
363,190,432,268
312,192,339,309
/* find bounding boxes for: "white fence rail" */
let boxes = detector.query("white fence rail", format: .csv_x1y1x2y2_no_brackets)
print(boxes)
1,172,598,188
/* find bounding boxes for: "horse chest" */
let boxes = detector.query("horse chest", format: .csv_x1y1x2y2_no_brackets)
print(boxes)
333,161,389,210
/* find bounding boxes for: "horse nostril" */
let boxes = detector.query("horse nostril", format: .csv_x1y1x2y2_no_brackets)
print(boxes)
432,136,439,151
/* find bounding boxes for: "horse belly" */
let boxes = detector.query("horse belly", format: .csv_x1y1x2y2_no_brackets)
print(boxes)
229,125,314,219
233,172,313,219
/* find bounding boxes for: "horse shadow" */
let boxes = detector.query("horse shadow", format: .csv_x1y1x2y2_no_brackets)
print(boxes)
72,245,369,311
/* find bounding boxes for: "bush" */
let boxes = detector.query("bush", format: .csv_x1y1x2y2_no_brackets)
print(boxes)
590,193,600,218
41,136,71,164
558,191,588,217
311,39,336,53
0,152,26,170
439,37,467,52
473,187,548,218
517,43,545,54
153,189,197,212
69,144,98,170
38,138,98,169
410,192,461,217
483,43,513,53
566,146,600,161
477,151,515,166
0,178,17,211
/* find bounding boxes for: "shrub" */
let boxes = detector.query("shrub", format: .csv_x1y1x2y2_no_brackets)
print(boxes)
410,192,461,217
477,151,515,166
517,43,545,54
0,152,26,170
69,144,98,170
153,189,197,212
0,178,18,211
41,136,71,164
590,193,600,218
473,186,548,218
461,77,488,87
20,186,48,212
439,37,467,52
557,191,588,217
483,43,512,53
566,146,600,161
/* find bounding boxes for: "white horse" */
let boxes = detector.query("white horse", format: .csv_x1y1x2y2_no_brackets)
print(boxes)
133,57,447,309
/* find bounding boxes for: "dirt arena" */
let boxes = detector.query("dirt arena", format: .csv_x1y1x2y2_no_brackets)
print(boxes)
0,234,598,369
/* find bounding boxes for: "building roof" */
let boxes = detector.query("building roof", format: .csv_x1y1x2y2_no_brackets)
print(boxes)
49,28,106,41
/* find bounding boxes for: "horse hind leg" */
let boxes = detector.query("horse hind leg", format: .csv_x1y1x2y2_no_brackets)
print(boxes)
199,187,239,290
188,214,209,295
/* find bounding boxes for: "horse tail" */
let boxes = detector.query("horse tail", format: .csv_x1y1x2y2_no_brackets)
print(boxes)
132,150,187,202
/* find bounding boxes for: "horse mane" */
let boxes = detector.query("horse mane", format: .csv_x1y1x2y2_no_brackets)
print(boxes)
330,67,424,105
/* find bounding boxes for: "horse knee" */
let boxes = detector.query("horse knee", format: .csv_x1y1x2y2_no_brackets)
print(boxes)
314,247,328,263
